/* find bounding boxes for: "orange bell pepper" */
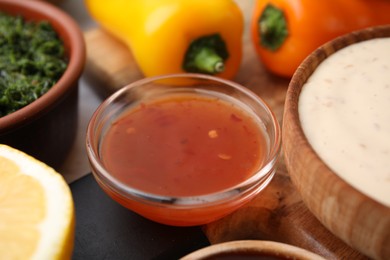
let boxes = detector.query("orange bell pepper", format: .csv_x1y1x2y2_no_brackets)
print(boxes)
251,0,390,78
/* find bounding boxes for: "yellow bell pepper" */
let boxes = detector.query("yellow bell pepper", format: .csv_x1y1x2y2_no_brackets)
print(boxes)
85,0,244,79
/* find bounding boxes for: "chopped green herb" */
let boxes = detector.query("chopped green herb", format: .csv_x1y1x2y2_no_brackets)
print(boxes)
0,12,68,117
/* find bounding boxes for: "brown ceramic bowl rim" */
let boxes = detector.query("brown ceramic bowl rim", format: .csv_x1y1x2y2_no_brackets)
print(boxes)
0,0,85,134
180,240,326,259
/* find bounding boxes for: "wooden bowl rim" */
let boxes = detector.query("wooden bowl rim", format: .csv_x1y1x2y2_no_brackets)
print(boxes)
286,25,390,208
283,25,390,259
180,240,326,260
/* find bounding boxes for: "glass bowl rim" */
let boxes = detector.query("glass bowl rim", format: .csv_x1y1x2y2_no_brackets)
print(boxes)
86,73,281,207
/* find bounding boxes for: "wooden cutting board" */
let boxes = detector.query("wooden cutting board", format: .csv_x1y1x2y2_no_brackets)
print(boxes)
83,1,367,259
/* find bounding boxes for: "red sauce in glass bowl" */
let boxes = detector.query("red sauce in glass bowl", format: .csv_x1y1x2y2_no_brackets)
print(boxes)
101,94,267,197
87,73,281,226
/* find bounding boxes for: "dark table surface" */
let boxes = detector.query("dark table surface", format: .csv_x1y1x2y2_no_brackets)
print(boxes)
70,174,210,260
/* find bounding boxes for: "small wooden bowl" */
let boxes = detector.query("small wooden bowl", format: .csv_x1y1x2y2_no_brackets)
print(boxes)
180,240,326,260
283,25,390,259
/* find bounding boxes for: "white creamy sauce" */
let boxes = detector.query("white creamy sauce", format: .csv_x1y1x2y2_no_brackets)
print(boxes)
299,38,390,207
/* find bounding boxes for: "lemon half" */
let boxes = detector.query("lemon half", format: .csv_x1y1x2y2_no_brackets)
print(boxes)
0,144,75,259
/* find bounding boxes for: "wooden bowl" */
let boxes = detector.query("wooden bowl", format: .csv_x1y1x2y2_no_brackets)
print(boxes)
180,240,326,260
283,25,390,259
0,0,85,167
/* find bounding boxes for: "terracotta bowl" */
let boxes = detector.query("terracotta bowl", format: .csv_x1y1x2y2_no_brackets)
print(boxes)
180,240,326,260
283,25,390,259
0,0,85,167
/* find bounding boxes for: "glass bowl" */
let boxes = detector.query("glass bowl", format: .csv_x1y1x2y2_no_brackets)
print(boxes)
86,73,281,226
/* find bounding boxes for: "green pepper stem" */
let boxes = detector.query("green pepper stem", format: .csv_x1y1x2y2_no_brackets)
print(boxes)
259,4,288,51
183,34,228,75
193,47,224,74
